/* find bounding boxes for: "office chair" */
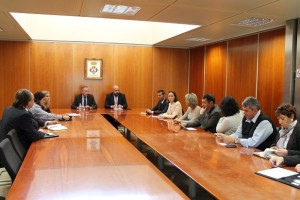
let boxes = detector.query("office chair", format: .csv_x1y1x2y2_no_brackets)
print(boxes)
0,138,22,182
7,129,26,160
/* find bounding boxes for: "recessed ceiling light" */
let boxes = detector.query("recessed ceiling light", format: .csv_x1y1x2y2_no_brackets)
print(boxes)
232,17,274,27
186,37,210,42
101,4,141,16
11,12,199,45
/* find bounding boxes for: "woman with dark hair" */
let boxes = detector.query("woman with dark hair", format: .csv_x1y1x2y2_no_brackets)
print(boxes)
159,91,182,119
271,103,300,155
215,96,243,135
29,91,70,121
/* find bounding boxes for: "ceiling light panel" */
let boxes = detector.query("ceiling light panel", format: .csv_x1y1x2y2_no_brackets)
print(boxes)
101,4,141,16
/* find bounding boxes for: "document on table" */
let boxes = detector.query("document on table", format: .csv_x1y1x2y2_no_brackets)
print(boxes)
256,167,298,179
67,113,80,117
47,124,68,131
253,148,280,159
256,167,300,189
185,127,196,131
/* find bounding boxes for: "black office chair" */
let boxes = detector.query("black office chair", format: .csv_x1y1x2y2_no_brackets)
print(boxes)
7,129,26,160
0,138,22,181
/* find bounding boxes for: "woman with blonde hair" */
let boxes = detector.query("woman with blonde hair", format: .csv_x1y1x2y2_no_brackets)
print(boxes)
175,93,201,125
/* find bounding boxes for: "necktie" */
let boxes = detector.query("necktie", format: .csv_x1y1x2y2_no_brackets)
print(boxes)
84,97,87,106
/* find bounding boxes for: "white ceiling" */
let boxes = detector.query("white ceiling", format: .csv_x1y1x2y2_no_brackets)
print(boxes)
0,0,299,48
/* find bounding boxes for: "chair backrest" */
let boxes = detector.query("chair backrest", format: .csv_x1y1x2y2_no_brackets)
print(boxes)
7,129,26,160
0,138,22,181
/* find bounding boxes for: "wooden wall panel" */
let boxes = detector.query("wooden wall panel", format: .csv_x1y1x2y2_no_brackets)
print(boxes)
73,43,115,108
153,47,189,111
204,42,227,105
189,47,205,101
258,28,285,125
0,28,286,119
227,35,258,105
29,42,74,109
52,43,74,108
114,45,153,108
0,41,30,117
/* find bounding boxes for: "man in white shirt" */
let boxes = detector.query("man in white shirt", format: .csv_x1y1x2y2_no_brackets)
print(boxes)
215,96,277,150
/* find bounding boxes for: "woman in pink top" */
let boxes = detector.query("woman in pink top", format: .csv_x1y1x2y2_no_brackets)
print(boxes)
159,91,182,119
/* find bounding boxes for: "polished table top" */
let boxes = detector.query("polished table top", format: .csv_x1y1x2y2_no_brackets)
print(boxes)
6,109,189,200
109,112,300,200
42,113,122,138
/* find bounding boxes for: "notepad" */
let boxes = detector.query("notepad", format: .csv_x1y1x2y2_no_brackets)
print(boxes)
47,124,68,131
185,127,196,131
256,168,300,189
253,148,280,159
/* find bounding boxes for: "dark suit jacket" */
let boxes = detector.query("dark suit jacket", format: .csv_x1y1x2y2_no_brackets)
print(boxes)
272,122,300,151
0,106,46,150
105,93,128,109
71,94,97,109
152,99,169,114
284,150,300,166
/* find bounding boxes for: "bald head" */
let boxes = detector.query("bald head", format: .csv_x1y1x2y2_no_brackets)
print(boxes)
113,85,120,96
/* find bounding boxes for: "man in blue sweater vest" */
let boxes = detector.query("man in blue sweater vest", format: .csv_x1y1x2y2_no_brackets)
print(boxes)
215,96,277,151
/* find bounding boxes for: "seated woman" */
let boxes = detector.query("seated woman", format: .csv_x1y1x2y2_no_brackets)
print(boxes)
29,91,70,121
174,93,201,124
271,103,300,155
269,150,300,172
215,96,243,135
40,90,51,112
158,91,182,119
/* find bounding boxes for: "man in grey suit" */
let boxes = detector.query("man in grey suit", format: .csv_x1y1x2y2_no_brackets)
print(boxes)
182,93,222,133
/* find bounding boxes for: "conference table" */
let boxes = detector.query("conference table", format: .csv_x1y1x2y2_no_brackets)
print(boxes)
6,108,300,200
6,109,188,200
105,109,300,200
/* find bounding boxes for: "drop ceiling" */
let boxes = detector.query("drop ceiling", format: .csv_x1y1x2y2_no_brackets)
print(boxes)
0,0,299,48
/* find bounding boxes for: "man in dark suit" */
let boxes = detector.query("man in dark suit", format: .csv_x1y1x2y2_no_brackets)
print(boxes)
0,89,51,150
105,85,128,109
71,86,97,109
146,89,168,114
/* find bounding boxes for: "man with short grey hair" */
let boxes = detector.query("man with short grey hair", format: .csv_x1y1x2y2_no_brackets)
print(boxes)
215,96,277,150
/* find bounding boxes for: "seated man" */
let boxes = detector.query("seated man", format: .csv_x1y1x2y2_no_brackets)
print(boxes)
182,93,221,133
0,89,55,150
105,85,128,109
146,89,168,114
71,86,97,109
215,96,277,151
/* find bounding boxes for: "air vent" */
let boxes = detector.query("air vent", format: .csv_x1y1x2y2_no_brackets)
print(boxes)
232,17,274,27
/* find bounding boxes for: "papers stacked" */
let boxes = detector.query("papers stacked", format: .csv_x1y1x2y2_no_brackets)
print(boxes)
47,124,68,131
253,148,279,159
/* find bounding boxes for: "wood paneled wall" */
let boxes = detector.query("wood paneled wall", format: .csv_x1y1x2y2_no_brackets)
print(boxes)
153,48,189,111
189,47,205,101
0,42,189,118
205,42,227,104
0,28,285,123
189,28,285,124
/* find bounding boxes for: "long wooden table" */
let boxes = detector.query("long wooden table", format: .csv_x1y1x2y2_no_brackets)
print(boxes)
6,109,189,200
107,111,300,200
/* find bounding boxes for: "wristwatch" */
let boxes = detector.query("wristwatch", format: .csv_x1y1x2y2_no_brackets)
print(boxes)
234,138,239,144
